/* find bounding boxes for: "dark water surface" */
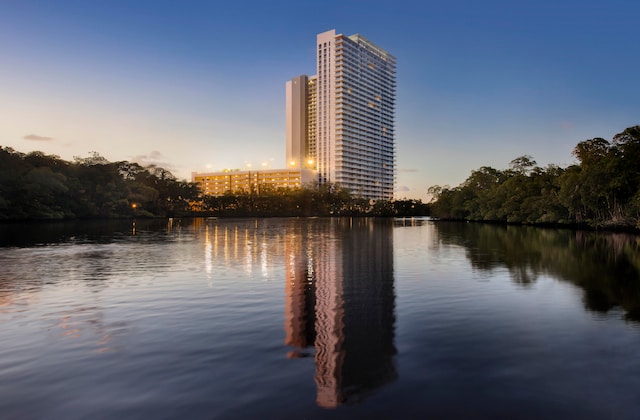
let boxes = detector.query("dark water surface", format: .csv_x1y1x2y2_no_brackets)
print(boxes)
1,218,639,419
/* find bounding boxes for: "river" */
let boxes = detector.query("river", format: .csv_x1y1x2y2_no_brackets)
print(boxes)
1,218,639,418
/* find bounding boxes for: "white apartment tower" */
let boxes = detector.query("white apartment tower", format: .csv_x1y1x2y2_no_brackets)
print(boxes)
286,29,396,201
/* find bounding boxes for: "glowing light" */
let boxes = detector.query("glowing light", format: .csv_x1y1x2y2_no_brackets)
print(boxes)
289,160,296,166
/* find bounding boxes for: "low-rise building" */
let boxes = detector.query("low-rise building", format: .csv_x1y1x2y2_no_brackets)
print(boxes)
192,168,316,196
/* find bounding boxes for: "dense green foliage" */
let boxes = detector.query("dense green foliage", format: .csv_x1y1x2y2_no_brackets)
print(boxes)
429,126,640,230
198,184,427,217
0,149,199,219
0,147,428,220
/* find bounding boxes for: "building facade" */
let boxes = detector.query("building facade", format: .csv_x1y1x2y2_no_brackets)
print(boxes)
286,29,396,201
192,168,315,196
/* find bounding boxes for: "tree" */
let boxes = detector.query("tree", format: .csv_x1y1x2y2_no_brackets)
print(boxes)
509,155,537,175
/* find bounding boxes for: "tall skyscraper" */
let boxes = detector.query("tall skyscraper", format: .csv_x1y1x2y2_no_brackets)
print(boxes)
286,29,396,201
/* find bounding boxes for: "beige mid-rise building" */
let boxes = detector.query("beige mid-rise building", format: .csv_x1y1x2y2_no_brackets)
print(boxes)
192,168,315,196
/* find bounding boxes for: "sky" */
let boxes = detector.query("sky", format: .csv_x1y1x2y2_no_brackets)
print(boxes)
1,0,639,200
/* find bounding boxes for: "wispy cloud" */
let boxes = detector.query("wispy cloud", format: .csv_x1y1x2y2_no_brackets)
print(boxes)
559,121,574,129
396,185,410,192
399,168,418,173
130,150,175,171
23,134,54,141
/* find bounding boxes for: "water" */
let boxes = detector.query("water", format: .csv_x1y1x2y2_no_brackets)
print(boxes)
1,218,639,419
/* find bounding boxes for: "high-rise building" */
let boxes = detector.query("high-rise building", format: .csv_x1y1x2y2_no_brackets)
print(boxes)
286,29,396,201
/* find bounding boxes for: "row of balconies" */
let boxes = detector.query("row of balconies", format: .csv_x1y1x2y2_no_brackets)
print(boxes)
335,111,394,132
335,113,389,130
334,74,396,98
334,62,396,83
349,38,396,63
335,106,395,124
336,134,395,149
334,92,395,110
332,138,397,152
335,101,395,121
334,142,396,157
336,95,395,111
333,60,396,81
335,168,394,180
335,159,396,173
336,41,397,68
338,157,396,170
338,119,395,135
335,171,394,184
337,125,395,138
336,136,395,155
333,151,395,168
334,67,396,88
334,90,396,109
335,170,395,182
334,62,397,82
334,58,396,82
335,88,395,111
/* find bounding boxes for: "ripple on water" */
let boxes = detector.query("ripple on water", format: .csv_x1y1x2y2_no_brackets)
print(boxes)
1,219,640,418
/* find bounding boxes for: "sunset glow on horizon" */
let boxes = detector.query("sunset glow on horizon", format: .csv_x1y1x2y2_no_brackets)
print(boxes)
1,0,638,200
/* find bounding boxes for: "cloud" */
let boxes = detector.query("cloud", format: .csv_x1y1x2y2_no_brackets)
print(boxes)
23,134,54,141
399,168,418,173
559,121,574,129
130,150,175,171
396,185,410,192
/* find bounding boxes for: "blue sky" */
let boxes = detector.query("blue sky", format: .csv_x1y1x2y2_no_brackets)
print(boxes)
1,0,638,199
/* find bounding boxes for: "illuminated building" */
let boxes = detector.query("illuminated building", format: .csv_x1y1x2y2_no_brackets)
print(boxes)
286,29,396,201
286,75,317,171
192,168,315,196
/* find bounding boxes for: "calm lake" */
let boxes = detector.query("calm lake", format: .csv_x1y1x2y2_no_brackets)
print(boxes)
1,218,639,419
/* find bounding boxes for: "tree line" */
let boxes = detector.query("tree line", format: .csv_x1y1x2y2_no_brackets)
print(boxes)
0,149,199,219
0,147,428,220
198,184,427,217
428,125,640,230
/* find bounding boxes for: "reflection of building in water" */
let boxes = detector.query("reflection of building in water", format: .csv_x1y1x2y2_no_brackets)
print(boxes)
284,219,397,408
199,218,289,280
284,223,316,353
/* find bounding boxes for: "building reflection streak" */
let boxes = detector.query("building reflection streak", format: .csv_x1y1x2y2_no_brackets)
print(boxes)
284,219,397,408
261,241,269,278
204,225,212,278
223,226,229,264
234,226,239,262
213,225,219,259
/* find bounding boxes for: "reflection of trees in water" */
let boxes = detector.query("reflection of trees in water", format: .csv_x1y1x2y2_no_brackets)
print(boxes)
0,219,174,248
284,218,397,408
435,222,640,321
0,219,179,353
